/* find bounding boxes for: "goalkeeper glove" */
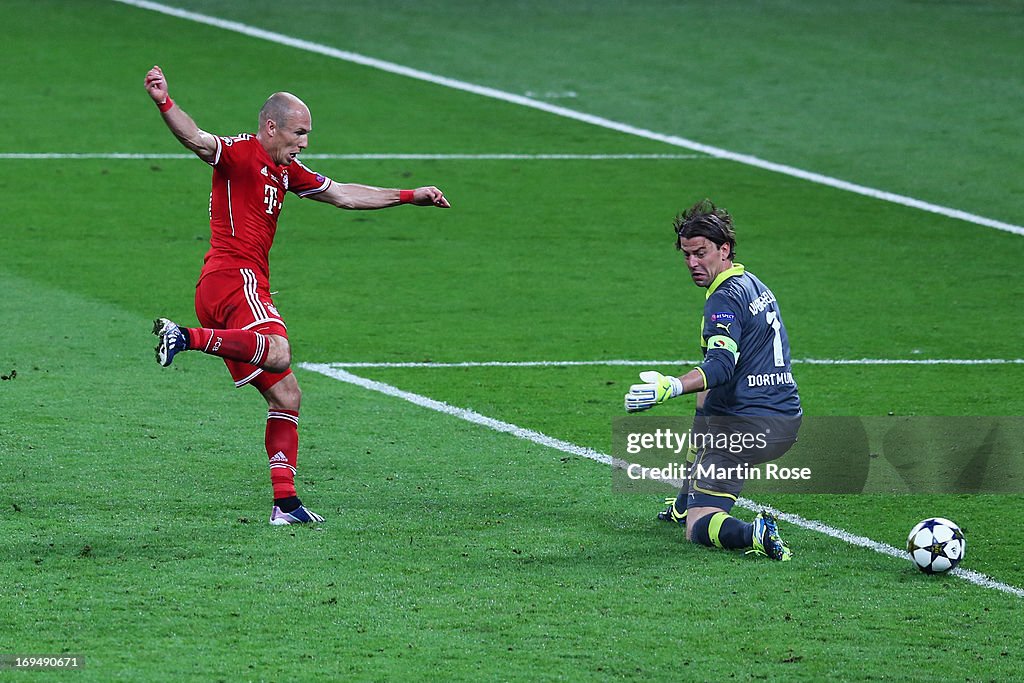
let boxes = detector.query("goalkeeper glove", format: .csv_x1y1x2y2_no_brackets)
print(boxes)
624,371,684,413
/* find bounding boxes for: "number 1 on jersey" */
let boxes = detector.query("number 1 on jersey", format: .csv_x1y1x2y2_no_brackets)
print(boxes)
765,310,784,367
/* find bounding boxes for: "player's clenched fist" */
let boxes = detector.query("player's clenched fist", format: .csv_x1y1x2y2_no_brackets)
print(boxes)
145,65,169,104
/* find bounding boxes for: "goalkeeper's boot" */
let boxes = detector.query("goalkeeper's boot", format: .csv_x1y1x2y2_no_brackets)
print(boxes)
747,510,792,561
269,504,325,526
656,497,687,526
153,318,188,367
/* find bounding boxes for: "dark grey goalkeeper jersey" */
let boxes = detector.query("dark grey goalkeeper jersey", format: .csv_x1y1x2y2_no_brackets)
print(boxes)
695,264,801,421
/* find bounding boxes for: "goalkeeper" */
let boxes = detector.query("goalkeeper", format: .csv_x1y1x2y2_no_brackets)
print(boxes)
623,200,802,560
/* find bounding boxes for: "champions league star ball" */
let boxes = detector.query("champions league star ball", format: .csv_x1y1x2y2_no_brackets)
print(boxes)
907,517,965,574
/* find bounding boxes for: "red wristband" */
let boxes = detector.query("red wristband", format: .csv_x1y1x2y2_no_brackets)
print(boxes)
399,189,415,204
157,97,175,113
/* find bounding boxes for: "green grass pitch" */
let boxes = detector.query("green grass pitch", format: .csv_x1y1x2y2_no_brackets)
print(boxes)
3,0,1024,680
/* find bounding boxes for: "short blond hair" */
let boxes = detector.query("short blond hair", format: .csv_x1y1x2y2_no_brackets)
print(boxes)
258,92,305,129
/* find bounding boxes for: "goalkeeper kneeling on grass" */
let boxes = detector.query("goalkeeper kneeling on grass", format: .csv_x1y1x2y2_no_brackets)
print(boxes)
624,200,802,561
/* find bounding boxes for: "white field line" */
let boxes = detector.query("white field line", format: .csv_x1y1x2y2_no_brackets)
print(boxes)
300,363,620,468
0,153,705,161
300,362,1024,599
323,358,1024,369
751,502,1023,597
112,0,1024,237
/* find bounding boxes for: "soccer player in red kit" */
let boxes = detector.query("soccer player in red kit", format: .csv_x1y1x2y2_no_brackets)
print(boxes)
144,65,450,525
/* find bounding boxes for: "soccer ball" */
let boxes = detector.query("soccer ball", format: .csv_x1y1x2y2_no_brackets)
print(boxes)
907,517,965,574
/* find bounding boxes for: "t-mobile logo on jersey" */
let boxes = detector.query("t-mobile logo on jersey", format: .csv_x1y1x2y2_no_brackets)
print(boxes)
264,184,281,215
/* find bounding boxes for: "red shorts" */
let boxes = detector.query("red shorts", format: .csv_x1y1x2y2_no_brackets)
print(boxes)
195,267,290,391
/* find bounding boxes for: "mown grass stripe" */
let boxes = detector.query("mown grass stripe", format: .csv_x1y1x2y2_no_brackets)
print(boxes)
321,358,1024,368
300,361,1024,598
0,152,707,160
112,0,1024,237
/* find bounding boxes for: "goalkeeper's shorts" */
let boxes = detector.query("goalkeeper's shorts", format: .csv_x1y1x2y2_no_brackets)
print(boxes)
685,416,801,511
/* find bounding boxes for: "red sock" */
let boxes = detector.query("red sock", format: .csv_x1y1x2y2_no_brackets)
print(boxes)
266,409,299,499
186,328,270,366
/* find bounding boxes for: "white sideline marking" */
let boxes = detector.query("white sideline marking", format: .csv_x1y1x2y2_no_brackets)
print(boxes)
300,363,620,468
324,358,1024,369
112,0,1024,237
752,504,1023,597
300,361,1024,598
0,153,705,161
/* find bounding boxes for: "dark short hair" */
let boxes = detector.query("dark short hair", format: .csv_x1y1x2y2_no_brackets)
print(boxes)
673,199,736,258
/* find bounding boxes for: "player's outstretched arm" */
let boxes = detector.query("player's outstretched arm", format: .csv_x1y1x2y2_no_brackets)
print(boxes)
144,65,219,164
623,369,706,412
312,183,451,210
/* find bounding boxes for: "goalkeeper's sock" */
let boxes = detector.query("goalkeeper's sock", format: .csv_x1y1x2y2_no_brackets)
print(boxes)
673,490,689,515
266,409,299,500
185,327,271,367
691,512,753,549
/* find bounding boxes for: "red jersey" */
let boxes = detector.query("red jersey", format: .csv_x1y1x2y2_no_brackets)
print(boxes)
200,134,331,281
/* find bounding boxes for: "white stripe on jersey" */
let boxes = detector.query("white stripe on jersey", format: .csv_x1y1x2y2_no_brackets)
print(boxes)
226,179,235,236
294,159,332,198
296,181,331,197
209,135,223,167
241,269,268,323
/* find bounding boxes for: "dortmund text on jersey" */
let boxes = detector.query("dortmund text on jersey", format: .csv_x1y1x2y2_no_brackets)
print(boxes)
695,264,801,420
